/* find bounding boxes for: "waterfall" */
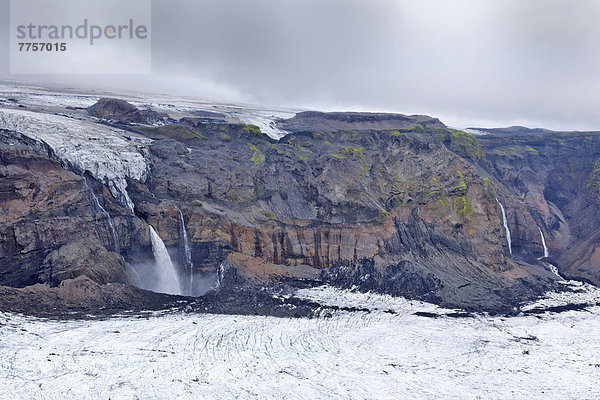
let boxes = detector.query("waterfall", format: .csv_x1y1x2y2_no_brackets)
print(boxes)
495,199,512,255
178,209,194,295
548,263,563,279
538,227,549,259
217,261,230,288
128,263,143,287
149,226,181,295
84,179,120,254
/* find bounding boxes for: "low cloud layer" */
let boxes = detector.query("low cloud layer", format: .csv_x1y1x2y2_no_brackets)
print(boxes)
1,0,600,130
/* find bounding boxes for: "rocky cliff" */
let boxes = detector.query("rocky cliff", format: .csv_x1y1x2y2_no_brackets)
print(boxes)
472,127,600,285
133,118,558,312
1,92,597,316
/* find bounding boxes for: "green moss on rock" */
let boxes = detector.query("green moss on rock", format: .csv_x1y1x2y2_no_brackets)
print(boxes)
243,124,262,137
453,195,474,220
586,158,600,205
249,144,265,168
449,130,486,163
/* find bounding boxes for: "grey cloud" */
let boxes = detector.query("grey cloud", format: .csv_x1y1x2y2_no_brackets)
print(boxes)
1,0,600,130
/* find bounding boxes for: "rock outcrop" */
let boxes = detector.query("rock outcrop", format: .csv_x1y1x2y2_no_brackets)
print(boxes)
0,131,151,293
87,98,165,125
278,111,446,133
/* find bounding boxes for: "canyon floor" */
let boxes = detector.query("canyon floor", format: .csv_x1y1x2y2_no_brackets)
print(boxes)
1,283,600,400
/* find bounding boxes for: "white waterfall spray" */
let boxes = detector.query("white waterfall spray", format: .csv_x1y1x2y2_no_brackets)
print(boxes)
496,198,512,255
149,226,181,295
178,209,194,295
84,179,120,254
217,261,230,288
538,227,549,259
128,263,143,287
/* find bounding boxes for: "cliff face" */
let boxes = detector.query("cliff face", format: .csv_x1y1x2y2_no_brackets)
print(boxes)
2,94,597,315
0,130,145,288
474,128,600,285
126,117,555,312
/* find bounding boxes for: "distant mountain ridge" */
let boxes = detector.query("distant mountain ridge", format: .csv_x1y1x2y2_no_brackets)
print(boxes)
469,125,572,135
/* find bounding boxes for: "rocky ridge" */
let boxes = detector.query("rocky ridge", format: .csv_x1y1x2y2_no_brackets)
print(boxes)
0,92,598,316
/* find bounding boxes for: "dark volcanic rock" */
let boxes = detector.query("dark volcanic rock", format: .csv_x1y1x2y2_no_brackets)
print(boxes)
218,251,320,286
130,118,557,312
473,128,600,284
0,131,153,289
278,111,446,133
0,276,176,317
87,98,165,125
0,136,105,287
39,238,140,286
7,103,598,316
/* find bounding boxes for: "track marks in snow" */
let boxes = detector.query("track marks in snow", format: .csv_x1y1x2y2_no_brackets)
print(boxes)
1,286,600,399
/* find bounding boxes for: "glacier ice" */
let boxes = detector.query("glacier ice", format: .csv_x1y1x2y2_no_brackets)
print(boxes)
0,83,296,140
0,108,149,210
1,284,600,399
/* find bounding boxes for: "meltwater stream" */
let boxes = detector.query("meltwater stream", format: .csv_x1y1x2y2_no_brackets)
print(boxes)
496,199,512,255
84,179,120,254
178,209,194,296
149,226,181,295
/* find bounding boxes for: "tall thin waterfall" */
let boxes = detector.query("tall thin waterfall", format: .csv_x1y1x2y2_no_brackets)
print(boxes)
538,227,549,259
149,226,181,295
178,209,194,295
128,263,143,287
84,179,120,253
496,199,512,255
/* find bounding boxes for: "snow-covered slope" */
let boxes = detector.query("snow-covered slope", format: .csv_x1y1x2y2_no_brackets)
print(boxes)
0,84,99,109
0,83,297,140
1,284,599,399
133,96,296,139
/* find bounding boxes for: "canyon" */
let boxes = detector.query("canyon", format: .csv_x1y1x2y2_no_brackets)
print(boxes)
0,84,599,316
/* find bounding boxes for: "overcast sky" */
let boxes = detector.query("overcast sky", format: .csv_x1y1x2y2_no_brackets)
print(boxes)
1,0,600,130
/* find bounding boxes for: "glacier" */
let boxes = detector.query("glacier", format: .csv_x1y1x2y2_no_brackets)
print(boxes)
0,108,149,210
0,82,296,212
1,284,599,399
0,83,296,140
